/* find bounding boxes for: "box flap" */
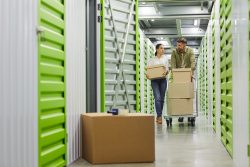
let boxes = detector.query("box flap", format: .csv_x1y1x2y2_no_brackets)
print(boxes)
146,64,165,69
120,113,154,117
82,113,153,117
82,113,112,117
172,68,191,72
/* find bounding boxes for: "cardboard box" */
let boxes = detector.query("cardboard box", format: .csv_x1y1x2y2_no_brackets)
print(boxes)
168,82,194,98
172,68,192,83
168,99,193,115
82,113,155,164
146,64,166,80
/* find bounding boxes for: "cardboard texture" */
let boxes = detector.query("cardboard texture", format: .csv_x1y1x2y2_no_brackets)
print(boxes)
168,99,193,115
168,82,194,98
82,113,155,164
172,68,192,83
146,64,166,80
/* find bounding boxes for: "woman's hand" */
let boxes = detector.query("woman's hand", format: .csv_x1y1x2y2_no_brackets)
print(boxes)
163,70,169,76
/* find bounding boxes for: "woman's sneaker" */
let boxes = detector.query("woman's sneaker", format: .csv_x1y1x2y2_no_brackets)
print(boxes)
156,117,162,124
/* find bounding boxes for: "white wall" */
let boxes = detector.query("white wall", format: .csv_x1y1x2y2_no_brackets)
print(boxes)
232,0,249,166
0,1,38,167
66,0,86,164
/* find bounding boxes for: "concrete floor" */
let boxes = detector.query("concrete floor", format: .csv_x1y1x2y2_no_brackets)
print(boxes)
69,113,234,167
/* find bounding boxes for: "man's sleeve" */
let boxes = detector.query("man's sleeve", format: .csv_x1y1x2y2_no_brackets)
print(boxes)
190,48,196,71
171,50,176,69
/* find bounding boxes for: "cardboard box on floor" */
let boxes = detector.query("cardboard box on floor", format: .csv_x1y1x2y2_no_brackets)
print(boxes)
168,82,194,98
82,113,155,164
168,99,193,115
146,64,166,80
172,68,192,83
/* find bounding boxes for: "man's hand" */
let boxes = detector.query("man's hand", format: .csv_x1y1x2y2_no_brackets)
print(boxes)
146,74,150,79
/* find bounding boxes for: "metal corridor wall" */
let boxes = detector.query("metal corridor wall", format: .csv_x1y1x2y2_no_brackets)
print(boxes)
66,0,86,164
232,0,249,166
0,1,38,166
100,0,139,112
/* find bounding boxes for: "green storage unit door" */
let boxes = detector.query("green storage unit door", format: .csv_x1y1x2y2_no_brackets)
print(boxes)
141,39,154,114
38,0,67,166
212,13,216,131
143,39,148,112
148,45,154,113
220,0,227,148
137,33,140,112
198,38,208,115
201,39,208,115
101,0,139,112
205,37,208,117
220,0,233,156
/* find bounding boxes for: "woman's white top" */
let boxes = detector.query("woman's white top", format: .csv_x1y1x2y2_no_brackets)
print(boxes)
147,55,169,70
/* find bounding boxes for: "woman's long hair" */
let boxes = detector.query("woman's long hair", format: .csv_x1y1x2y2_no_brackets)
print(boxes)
155,44,163,56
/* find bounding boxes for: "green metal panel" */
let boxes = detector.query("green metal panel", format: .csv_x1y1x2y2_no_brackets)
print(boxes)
220,0,233,157
101,0,106,112
143,39,148,113
38,0,67,166
212,13,216,131
140,40,155,114
135,0,139,112
197,37,209,115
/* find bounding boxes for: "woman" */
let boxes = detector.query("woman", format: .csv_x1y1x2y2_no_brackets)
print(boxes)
147,43,169,124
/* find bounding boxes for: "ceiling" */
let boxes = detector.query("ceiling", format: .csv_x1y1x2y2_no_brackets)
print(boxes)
138,0,214,55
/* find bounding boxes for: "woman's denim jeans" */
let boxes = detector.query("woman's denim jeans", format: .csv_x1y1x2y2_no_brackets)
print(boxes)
151,79,167,117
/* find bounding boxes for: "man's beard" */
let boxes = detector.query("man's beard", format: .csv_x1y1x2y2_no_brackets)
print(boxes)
177,48,184,53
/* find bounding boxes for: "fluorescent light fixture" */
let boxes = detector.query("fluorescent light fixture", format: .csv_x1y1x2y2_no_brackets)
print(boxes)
194,19,198,26
142,2,146,5
151,19,154,22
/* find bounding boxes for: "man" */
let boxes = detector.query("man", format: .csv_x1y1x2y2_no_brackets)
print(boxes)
171,37,196,72
171,37,196,123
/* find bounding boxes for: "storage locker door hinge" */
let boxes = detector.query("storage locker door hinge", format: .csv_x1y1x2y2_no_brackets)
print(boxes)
98,16,102,23
97,3,102,11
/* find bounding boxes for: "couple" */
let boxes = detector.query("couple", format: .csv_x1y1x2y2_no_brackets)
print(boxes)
146,38,195,124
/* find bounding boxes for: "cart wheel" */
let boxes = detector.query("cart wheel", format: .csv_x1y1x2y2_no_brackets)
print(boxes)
169,118,172,126
191,119,195,126
178,117,184,123
166,120,170,126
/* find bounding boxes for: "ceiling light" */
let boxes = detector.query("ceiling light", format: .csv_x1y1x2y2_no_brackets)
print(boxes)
151,19,154,22
142,2,146,5
194,20,198,26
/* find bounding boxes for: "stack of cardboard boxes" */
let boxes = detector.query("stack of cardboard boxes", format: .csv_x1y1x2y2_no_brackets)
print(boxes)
167,68,194,115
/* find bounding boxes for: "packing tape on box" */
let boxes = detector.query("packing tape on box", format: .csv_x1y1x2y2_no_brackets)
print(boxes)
118,109,129,116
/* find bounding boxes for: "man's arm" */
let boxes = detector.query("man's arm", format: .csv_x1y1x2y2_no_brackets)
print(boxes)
190,48,196,71
171,50,176,69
